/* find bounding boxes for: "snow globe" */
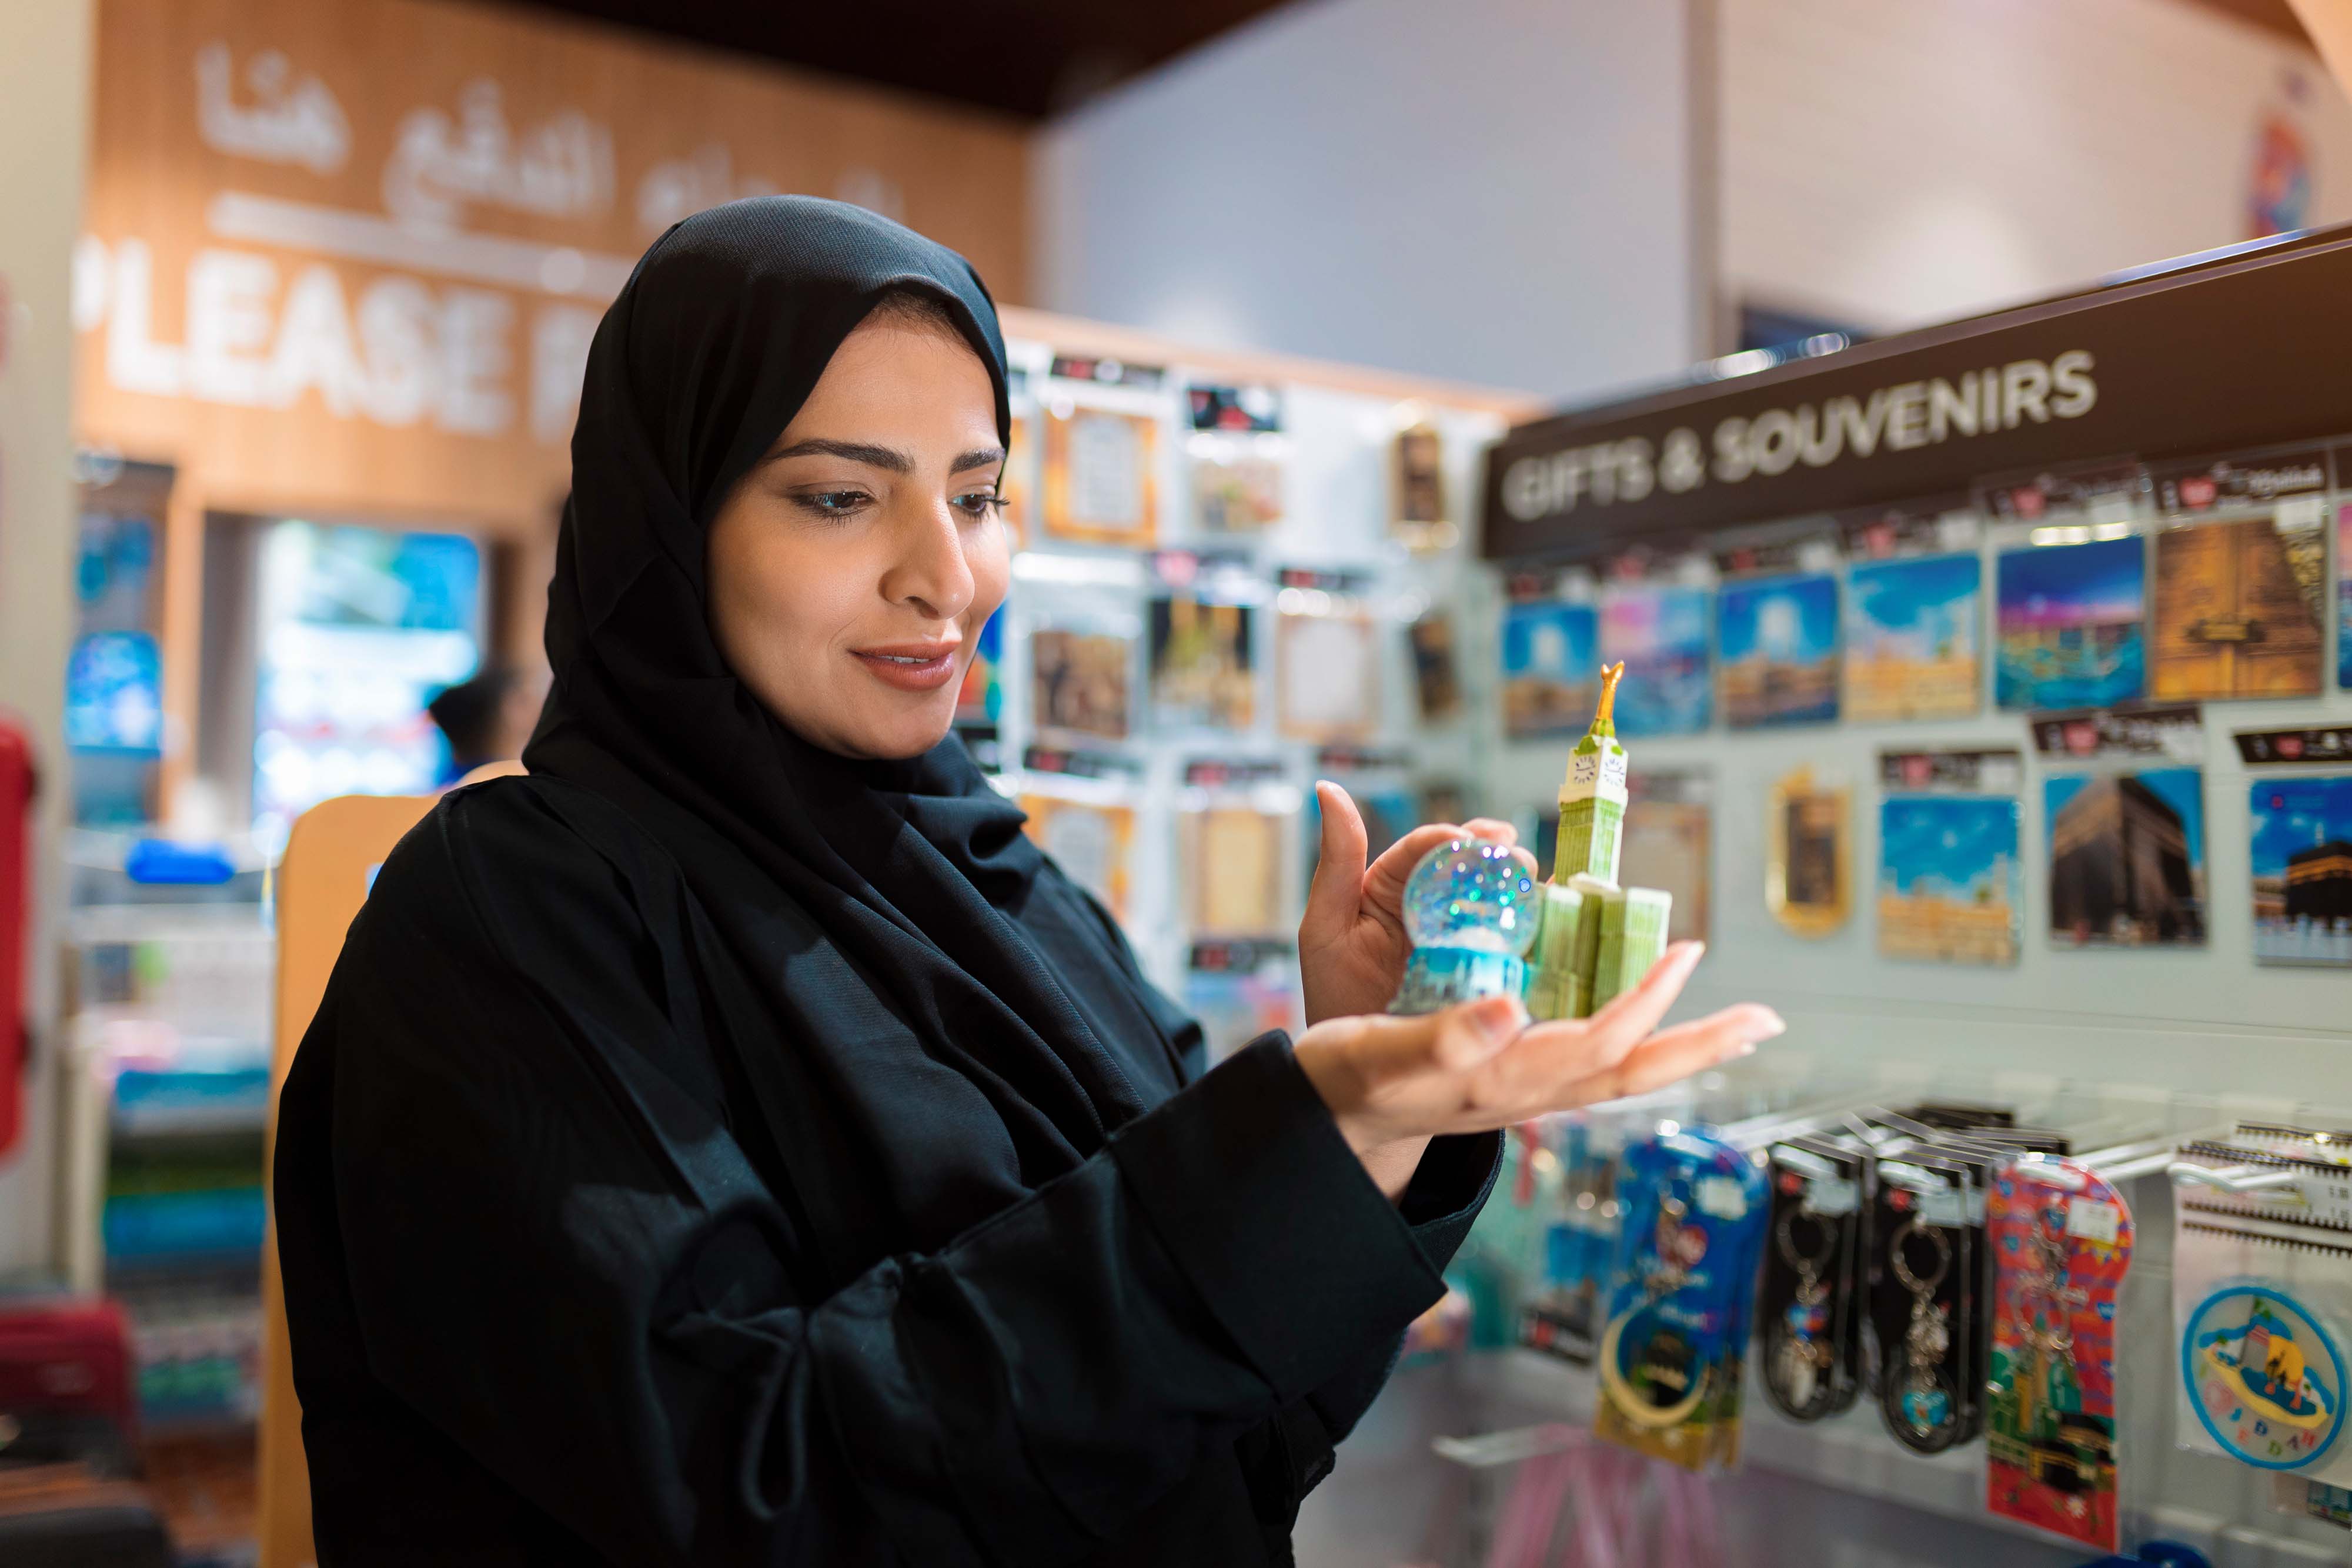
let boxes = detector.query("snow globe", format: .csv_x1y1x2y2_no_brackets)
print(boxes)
1388,837,1541,1014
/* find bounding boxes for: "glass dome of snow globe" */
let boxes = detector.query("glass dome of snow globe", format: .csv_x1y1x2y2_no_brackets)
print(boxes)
1401,838,1540,957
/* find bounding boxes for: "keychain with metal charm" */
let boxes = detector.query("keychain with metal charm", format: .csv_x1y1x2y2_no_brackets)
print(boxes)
1598,1188,1713,1430
2021,1199,2086,1415
1882,1216,1962,1452
1766,1202,1840,1420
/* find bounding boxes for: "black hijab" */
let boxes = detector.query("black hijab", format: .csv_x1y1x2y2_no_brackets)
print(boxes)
521,196,1182,1280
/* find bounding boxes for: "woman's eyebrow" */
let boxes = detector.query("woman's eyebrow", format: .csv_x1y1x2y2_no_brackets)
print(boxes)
763,439,1008,477
766,437,913,473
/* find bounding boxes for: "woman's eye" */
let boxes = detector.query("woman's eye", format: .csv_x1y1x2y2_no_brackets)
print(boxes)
952,491,1005,519
796,490,871,517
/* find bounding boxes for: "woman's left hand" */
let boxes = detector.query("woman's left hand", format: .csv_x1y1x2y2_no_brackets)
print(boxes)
1298,781,1532,1028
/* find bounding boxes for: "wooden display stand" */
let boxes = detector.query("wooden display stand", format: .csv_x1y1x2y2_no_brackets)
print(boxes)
257,793,436,1568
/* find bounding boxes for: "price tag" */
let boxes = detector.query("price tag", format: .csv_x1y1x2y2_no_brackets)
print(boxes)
2277,495,2327,531
1917,1185,1966,1228
1696,1175,1749,1221
2064,1197,2122,1245
1807,1175,1861,1216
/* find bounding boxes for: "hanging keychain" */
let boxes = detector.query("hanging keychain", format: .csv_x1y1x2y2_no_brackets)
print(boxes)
1765,1198,1839,1420
1762,1135,1862,1421
1883,1214,1960,1448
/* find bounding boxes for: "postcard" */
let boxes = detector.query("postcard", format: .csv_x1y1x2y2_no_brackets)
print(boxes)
2250,773,2352,967
2150,516,2324,699
1502,601,1600,739
1718,573,1839,728
2046,767,2204,947
1994,537,2146,710
2340,505,2352,689
1599,584,1711,736
1877,794,2020,966
1845,554,1980,722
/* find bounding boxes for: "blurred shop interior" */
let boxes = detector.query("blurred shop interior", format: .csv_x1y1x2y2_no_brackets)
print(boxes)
6,0,2352,1563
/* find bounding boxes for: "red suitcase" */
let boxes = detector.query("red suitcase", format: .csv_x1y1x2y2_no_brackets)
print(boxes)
0,1298,139,1452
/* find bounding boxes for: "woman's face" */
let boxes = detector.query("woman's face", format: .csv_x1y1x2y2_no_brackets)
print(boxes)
706,310,1008,760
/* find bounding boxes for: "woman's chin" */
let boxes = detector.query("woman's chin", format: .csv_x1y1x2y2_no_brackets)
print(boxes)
837,702,958,761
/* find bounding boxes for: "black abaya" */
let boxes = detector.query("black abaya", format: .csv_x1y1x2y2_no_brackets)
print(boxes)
273,196,1501,1566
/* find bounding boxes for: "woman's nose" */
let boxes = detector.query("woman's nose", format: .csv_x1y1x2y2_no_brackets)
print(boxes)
880,500,976,621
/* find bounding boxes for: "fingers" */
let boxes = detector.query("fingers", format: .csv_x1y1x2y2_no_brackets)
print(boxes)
1559,1004,1786,1106
1456,942,1731,1111
1295,995,1526,1149
1301,781,1370,942
1338,993,1526,1078
1459,817,1517,846
1575,940,1709,1067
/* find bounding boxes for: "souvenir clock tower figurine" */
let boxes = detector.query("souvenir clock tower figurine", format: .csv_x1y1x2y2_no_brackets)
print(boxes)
1526,665,1673,1021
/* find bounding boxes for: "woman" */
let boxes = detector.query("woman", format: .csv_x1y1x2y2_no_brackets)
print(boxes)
273,197,1780,1567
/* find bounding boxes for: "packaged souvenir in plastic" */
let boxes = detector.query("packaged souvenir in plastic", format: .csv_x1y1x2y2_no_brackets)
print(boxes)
1985,1156,2135,1552
1760,1138,1866,1422
2172,1126,2352,1485
1593,1128,1766,1472
1869,1152,1975,1454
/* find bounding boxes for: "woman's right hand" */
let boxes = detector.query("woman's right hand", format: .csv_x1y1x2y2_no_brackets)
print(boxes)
1291,941,1781,1188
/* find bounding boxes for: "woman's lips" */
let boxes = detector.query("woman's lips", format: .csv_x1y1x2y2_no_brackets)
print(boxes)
851,643,959,692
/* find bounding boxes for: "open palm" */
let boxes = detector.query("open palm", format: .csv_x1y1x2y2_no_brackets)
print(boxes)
1298,781,1535,1027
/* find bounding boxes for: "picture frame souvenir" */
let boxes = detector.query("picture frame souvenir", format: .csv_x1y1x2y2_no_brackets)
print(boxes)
1408,611,1463,722
1190,450,1284,533
1180,805,1289,937
1029,623,1136,742
1016,794,1135,921
1767,767,1849,938
1391,420,1456,553
1149,593,1256,731
1276,602,1379,743
1041,404,1160,546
